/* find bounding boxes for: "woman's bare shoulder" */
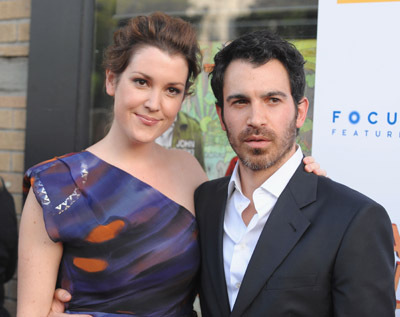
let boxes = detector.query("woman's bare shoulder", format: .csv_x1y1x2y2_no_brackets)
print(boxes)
167,148,208,187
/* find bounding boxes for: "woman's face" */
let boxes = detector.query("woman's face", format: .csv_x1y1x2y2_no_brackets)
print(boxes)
106,45,189,145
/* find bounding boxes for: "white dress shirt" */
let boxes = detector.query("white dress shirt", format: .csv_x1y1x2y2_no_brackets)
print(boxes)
223,146,303,309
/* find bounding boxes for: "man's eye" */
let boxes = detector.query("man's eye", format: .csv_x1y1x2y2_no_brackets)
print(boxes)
233,99,247,105
270,97,280,103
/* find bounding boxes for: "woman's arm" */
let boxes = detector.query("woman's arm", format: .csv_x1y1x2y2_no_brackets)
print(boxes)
17,188,63,317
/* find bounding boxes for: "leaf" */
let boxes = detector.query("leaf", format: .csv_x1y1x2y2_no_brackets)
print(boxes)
200,116,213,132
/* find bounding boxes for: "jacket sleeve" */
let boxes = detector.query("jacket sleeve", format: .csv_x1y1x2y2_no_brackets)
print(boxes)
332,202,395,316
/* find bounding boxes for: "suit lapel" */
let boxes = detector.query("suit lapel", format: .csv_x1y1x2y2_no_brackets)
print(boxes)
203,178,231,316
231,164,318,316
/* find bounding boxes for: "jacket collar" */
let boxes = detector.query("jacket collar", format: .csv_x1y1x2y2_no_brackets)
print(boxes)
231,163,318,316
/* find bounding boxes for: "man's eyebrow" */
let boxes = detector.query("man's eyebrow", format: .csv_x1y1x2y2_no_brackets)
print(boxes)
226,91,289,103
226,94,248,103
261,91,288,99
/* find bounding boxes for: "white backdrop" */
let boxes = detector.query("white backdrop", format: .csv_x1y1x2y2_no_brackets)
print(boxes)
312,0,400,311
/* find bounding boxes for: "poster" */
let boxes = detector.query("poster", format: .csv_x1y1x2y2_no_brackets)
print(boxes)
313,0,400,310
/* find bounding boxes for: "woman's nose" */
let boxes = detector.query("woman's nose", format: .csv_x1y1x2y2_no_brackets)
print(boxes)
144,90,161,111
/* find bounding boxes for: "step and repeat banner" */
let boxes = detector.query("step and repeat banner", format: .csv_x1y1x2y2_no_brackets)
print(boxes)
312,0,400,310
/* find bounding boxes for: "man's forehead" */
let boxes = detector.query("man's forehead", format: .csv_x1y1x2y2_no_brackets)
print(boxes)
223,60,290,91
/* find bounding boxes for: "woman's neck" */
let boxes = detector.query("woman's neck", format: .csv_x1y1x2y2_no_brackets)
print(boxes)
87,127,162,171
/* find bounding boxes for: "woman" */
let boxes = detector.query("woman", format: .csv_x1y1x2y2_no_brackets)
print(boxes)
18,12,324,317
18,12,207,317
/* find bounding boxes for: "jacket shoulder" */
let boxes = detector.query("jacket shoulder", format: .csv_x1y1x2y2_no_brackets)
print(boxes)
194,176,230,219
195,176,230,196
288,166,388,228
305,174,391,231
317,175,381,207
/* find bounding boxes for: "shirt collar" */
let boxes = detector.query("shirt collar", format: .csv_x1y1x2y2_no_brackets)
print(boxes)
227,145,303,199
227,160,242,198
261,146,303,198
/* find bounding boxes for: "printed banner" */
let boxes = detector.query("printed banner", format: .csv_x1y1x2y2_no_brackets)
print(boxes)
313,0,400,311
338,0,400,3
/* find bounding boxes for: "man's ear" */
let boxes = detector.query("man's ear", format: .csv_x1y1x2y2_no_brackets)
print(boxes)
105,69,116,97
296,97,309,129
215,104,226,131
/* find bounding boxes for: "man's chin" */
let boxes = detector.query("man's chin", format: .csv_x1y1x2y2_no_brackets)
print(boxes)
239,155,273,171
251,148,267,156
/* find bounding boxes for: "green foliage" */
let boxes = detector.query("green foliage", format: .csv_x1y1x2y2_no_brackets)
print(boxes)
301,118,313,133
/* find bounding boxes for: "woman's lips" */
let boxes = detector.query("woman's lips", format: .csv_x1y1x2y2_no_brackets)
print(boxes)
136,113,161,126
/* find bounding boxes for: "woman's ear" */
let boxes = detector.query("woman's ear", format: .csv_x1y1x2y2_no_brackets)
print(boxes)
105,69,116,97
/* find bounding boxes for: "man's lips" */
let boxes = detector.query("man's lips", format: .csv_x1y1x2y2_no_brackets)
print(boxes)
244,135,271,148
136,113,161,126
244,135,269,142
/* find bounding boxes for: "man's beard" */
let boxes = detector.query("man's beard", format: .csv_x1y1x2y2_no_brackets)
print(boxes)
226,118,297,171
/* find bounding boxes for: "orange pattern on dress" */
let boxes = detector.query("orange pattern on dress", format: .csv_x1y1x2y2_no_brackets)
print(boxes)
85,219,125,243
73,257,108,272
392,224,400,309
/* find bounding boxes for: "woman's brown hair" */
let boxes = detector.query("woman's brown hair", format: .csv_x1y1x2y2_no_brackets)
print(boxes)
103,12,201,95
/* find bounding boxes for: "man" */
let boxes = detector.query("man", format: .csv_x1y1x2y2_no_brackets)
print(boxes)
48,31,395,316
194,30,395,316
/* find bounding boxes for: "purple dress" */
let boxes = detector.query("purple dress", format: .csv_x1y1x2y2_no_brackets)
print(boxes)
24,151,200,316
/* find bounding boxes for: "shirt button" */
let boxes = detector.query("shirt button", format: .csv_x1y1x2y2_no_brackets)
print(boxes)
235,282,241,289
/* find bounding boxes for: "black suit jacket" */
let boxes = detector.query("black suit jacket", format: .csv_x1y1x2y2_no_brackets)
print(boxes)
0,178,18,316
195,163,395,316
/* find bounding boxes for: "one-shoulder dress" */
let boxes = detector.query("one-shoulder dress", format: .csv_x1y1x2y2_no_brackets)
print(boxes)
24,151,200,316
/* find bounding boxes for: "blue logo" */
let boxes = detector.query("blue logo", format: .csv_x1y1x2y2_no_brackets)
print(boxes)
331,110,399,139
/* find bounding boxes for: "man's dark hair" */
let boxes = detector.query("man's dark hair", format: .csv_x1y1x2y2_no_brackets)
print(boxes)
210,30,306,114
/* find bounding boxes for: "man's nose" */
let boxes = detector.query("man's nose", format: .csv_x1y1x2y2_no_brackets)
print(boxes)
247,102,266,127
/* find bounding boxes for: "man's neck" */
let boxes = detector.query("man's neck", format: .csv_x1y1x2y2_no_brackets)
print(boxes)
238,145,297,200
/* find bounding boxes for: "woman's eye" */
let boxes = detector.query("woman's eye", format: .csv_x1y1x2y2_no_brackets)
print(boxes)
134,78,147,86
167,87,181,95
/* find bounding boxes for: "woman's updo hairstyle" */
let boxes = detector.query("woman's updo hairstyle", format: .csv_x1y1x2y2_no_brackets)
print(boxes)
103,11,201,95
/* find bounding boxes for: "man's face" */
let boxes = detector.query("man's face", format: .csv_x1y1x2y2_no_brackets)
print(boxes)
216,59,308,173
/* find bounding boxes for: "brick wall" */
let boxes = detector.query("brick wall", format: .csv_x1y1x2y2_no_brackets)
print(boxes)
0,0,31,315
